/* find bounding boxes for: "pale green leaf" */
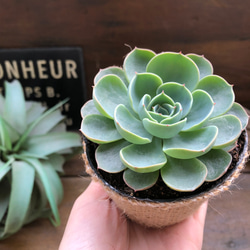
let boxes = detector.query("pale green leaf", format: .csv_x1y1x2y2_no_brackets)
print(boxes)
198,149,232,181
161,157,207,192
4,80,27,134
123,169,159,191
123,47,156,82
120,138,167,173
196,75,234,118
81,114,122,144
163,126,218,159
2,161,35,237
96,140,130,173
81,99,101,118
94,66,129,86
26,101,47,125
114,104,153,144
147,52,200,91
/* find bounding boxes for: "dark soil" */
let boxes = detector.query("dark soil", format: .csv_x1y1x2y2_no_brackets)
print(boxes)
84,130,247,202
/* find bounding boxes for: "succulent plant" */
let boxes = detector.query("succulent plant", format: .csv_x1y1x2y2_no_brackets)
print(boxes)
81,47,249,193
0,80,81,239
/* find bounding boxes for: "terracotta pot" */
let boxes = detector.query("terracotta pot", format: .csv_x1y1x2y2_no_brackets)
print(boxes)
82,130,249,228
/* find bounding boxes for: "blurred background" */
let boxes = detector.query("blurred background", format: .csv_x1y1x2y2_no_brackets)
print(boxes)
0,0,249,108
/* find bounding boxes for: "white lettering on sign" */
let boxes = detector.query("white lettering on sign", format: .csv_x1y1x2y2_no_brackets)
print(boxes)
0,59,78,80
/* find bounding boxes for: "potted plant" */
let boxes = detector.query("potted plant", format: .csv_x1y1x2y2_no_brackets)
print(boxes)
80,47,249,228
0,80,81,239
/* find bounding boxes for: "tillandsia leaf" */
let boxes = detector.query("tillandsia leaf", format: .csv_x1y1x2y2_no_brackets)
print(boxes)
3,80,27,134
225,102,249,130
161,157,207,192
23,132,81,158
143,117,187,139
93,74,130,119
198,149,232,182
0,117,12,151
0,159,14,181
128,72,162,113
183,89,214,131
120,138,167,173
163,126,218,159
1,161,35,239
45,154,65,173
26,102,47,125
42,161,64,204
1,119,19,144
81,99,101,118
146,52,200,91
157,82,193,118
13,98,69,152
206,114,242,149
94,66,129,86
29,109,65,136
186,54,213,79
96,140,130,173
114,104,153,144
196,75,234,118
123,47,156,82
123,169,159,191
81,114,122,143
23,157,61,227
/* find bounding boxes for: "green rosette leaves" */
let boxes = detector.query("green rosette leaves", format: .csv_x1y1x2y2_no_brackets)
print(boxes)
80,47,248,193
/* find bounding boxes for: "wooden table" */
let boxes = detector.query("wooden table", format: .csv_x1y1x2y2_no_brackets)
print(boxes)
1,136,250,250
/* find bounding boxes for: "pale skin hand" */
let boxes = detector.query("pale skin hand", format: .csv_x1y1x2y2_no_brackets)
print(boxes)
59,181,208,250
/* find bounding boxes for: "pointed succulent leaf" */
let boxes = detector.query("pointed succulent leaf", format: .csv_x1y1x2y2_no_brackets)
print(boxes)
24,132,81,158
96,140,130,173
160,102,183,124
163,126,218,159
2,161,35,237
123,169,159,191
161,157,207,192
206,114,242,149
120,138,167,173
187,54,213,79
0,117,12,151
94,66,129,86
183,89,214,131
93,74,130,119
147,91,175,110
225,102,249,130
114,104,153,144
81,114,122,144
128,72,162,112
137,94,155,121
81,99,101,118
123,47,156,82
24,158,61,226
146,52,200,91
26,102,47,125
143,117,187,139
196,75,234,118
198,149,232,182
29,109,65,136
157,82,193,118
4,80,27,134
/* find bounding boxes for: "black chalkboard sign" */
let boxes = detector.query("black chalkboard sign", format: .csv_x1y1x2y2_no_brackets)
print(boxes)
0,47,86,130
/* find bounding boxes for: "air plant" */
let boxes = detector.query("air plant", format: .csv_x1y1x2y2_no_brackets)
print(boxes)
0,80,81,239
81,48,248,193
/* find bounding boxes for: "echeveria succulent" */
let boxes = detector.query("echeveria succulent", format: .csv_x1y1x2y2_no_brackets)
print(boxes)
81,48,249,192
0,80,81,239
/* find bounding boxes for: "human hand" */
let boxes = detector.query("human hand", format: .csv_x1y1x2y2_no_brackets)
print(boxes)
59,181,208,250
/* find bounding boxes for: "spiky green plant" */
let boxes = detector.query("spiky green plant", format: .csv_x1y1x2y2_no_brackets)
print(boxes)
81,47,249,193
0,80,81,239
